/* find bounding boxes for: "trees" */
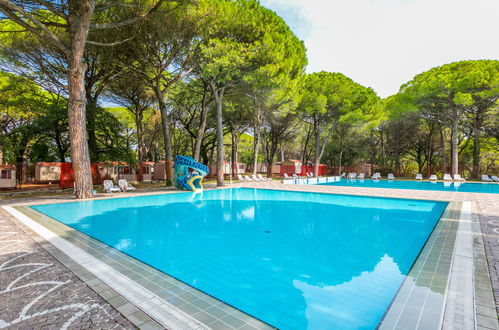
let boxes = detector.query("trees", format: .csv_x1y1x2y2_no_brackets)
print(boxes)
399,60,499,176
195,0,306,186
0,0,167,198
298,72,380,177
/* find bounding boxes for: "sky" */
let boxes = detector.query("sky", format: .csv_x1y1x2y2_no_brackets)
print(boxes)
260,0,499,98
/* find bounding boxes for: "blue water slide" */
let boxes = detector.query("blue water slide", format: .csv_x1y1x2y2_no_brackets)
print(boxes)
174,155,209,192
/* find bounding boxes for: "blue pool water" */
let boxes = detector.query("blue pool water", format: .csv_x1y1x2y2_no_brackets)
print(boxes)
321,178,499,193
31,188,447,329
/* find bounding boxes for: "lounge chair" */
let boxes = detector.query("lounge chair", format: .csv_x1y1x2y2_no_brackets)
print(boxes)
372,172,381,179
237,174,245,181
491,175,499,182
482,175,492,182
283,173,291,179
387,173,395,180
103,180,120,193
244,175,254,182
292,174,300,179
118,179,136,192
306,172,313,178
257,174,271,181
429,174,437,181
341,172,346,178
348,173,356,179
357,173,365,179
415,174,423,180
443,174,452,181
251,174,263,181
453,174,465,181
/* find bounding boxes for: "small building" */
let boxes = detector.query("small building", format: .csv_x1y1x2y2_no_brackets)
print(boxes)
34,162,62,183
281,159,302,175
0,165,16,189
98,162,154,183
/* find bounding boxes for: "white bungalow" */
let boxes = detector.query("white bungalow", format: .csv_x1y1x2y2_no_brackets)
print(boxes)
0,165,16,189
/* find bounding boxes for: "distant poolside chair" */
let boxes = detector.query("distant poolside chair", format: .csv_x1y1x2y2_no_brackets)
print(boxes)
482,175,492,182
429,174,438,181
357,173,365,179
257,174,271,181
237,174,245,181
118,179,136,192
244,175,254,182
283,173,291,179
372,172,381,180
103,180,120,193
341,172,346,178
415,174,423,180
443,174,452,181
348,173,356,179
387,173,395,180
306,172,314,178
453,174,466,182
491,175,499,182
251,174,262,181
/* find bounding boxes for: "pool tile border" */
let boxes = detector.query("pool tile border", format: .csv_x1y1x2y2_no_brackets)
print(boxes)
4,205,274,330
3,187,497,330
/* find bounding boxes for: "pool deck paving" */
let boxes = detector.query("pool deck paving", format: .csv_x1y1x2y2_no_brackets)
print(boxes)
1,180,498,329
0,207,138,329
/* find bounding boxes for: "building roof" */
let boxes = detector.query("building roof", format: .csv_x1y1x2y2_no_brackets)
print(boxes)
0,165,15,170
36,162,63,166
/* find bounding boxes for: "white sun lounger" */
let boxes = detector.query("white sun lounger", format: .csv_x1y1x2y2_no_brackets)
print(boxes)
372,172,381,179
491,175,499,182
387,173,395,180
429,175,437,181
357,173,365,179
103,180,120,193
244,175,254,182
482,175,492,182
348,173,356,179
453,174,465,181
443,174,452,181
415,174,423,180
257,174,271,181
118,179,136,192
283,173,291,179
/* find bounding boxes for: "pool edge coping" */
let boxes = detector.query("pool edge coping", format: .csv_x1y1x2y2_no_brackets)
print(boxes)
2,189,496,330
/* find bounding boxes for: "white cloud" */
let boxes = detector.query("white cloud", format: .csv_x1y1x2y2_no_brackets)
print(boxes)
261,0,499,97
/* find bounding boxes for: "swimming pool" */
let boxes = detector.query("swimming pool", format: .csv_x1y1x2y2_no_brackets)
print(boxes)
321,178,499,193
31,188,447,329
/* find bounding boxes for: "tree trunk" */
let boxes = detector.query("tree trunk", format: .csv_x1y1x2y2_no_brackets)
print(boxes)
440,127,446,174
472,114,480,178
67,0,95,199
231,131,240,176
338,150,343,175
451,109,459,175
193,87,211,162
0,143,3,165
157,97,174,186
211,83,225,187
54,124,67,162
252,106,261,176
313,120,324,177
135,107,146,162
